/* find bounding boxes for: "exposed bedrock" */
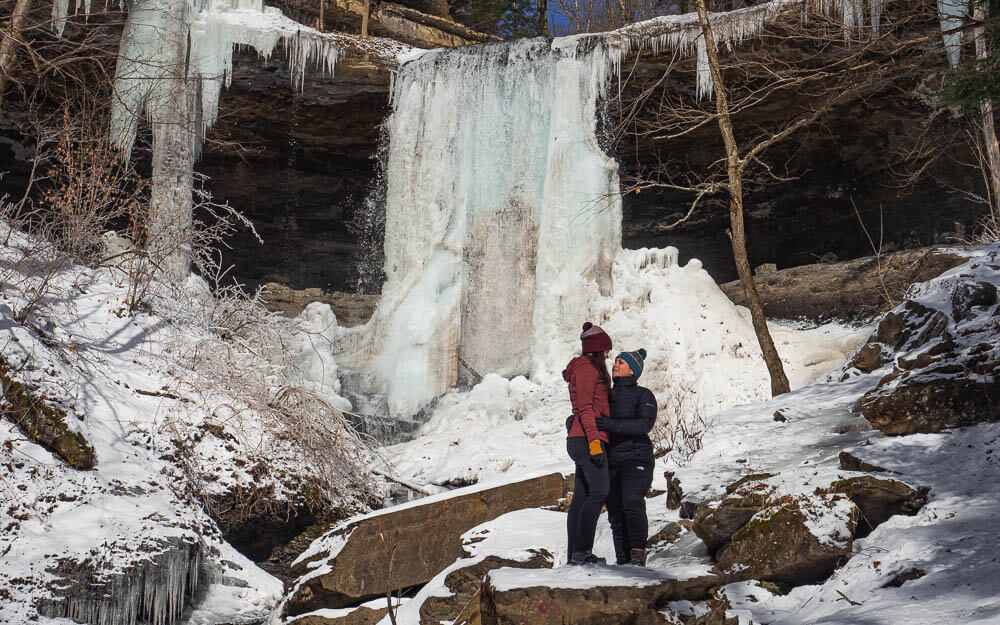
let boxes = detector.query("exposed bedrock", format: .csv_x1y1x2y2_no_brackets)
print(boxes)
853,256,1000,435
692,471,927,588
481,567,722,625
720,248,967,322
284,472,573,614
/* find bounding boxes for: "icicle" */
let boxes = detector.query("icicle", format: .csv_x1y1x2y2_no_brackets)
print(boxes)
938,0,966,68
696,36,712,100
51,0,70,37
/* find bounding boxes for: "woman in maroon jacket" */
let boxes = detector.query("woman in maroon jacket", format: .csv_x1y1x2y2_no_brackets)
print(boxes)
563,322,612,565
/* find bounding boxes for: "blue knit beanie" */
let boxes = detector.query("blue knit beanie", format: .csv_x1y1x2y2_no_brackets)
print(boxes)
617,348,647,378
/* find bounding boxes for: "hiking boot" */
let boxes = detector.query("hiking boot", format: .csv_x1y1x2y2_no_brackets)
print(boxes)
629,548,647,567
569,551,607,565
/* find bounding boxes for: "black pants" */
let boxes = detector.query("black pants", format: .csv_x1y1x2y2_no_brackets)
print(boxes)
607,459,654,563
566,437,609,558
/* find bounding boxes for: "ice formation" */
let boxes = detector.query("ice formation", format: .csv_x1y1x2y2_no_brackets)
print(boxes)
346,1,967,420
341,36,623,418
110,0,341,161
39,538,202,625
937,0,967,68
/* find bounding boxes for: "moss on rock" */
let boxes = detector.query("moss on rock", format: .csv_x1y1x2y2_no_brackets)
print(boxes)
0,357,96,470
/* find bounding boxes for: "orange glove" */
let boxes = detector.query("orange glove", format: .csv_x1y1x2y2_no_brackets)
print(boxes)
589,439,603,456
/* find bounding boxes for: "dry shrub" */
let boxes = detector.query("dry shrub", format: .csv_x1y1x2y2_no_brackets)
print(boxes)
650,377,710,464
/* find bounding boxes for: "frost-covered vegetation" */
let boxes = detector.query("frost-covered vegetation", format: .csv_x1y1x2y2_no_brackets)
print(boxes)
0,210,381,624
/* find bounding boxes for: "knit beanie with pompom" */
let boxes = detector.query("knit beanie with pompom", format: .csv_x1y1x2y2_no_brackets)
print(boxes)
616,348,647,378
580,322,612,353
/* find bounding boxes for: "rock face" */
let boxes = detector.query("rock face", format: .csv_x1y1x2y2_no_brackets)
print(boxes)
862,377,1000,435
853,257,1000,435
720,249,966,321
286,472,572,614
481,567,720,625
716,503,857,586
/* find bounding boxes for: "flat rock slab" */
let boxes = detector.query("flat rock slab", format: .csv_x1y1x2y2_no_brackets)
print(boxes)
286,471,572,614
481,565,720,625
287,603,390,625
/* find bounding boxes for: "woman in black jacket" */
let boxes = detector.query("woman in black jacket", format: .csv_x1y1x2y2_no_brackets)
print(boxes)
598,348,657,566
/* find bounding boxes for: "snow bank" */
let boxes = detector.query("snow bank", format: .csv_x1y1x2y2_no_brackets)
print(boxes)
0,222,371,624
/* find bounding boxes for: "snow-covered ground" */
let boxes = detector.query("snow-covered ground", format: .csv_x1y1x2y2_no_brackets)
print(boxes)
383,248,871,489
364,244,1000,625
0,223,373,625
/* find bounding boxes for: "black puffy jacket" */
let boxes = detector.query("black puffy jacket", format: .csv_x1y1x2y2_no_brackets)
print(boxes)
600,376,657,466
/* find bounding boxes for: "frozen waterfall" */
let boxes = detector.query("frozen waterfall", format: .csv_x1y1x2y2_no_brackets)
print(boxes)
344,36,624,418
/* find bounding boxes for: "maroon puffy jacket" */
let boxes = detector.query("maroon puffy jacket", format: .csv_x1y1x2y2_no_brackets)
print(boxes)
563,355,610,443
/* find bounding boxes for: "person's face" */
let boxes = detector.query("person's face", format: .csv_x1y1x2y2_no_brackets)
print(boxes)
612,357,633,378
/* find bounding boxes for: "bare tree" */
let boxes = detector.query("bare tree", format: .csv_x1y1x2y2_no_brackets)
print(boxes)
692,0,789,395
615,2,943,396
0,0,33,110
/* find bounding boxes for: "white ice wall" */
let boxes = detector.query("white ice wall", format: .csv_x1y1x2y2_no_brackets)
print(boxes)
360,36,623,417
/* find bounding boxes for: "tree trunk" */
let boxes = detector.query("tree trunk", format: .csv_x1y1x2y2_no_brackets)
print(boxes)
974,2,1000,214
693,0,790,396
0,0,33,110
537,0,548,36
615,0,628,27
361,0,370,37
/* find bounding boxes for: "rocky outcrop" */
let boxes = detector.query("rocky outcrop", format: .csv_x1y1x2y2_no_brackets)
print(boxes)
419,552,552,625
0,356,96,470
691,494,768,554
39,536,203,625
719,249,966,322
827,476,928,536
481,567,721,625
854,257,1000,435
286,472,572,614
287,603,390,625
862,376,1000,435
258,282,378,324
715,502,857,586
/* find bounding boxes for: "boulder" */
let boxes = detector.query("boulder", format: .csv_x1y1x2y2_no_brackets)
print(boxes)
648,522,683,548
827,476,928,536
676,598,740,625
951,281,997,321
838,450,890,474
692,494,768,554
286,472,572,614
481,567,719,625
861,374,1000,435
287,603,389,625
715,500,857,586
419,552,552,625
873,301,950,351
847,342,889,373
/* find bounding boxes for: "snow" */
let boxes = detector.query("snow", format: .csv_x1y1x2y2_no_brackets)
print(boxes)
384,247,870,488
489,563,670,591
353,244,1000,625
0,222,372,625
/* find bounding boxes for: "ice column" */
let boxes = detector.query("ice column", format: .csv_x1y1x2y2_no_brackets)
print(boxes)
361,36,622,418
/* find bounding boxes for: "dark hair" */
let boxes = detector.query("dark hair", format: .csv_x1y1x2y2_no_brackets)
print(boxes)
585,351,611,391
